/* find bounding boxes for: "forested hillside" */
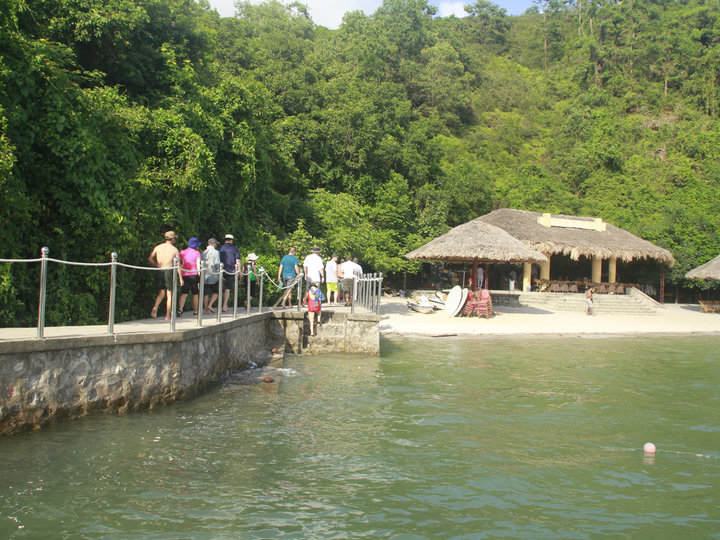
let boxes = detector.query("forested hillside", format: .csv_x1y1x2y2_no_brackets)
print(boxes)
1,0,719,325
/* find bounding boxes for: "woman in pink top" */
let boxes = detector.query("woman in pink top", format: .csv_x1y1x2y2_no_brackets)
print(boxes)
178,237,202,316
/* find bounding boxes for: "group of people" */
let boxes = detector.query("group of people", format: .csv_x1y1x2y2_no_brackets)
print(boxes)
148,232,258,320
277,246,364,309
148,233,365,322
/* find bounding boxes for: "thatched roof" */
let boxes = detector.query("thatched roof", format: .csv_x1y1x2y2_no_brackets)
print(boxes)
405,219,548,264
478,209,675,266
686,254,720,279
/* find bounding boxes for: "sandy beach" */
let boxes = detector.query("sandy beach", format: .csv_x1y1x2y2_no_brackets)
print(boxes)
379,296,720,337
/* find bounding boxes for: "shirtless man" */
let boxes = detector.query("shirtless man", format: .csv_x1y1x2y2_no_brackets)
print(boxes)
148,231,183,320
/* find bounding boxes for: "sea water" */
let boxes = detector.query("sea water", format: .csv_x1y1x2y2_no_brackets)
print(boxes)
1,335,719,538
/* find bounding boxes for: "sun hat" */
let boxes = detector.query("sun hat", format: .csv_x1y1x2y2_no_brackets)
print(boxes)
246,253,259,261
207,237,218,245
312,246,321,253
224,234,234,240
188,237,202,249
165,231,176,240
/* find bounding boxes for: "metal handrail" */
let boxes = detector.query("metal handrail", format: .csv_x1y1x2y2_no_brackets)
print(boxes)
1,249,383,338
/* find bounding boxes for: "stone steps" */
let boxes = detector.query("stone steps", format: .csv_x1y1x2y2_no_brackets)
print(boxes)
492,290,663,315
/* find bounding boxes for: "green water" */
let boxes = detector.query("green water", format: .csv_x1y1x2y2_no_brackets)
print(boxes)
1,335,719,538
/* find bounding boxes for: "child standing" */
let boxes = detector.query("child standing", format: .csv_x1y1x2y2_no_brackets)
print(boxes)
306,284,323,336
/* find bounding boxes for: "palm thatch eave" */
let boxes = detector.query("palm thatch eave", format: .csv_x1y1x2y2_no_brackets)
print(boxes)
405,219,548,265
478,209,675,266
686,254,720,280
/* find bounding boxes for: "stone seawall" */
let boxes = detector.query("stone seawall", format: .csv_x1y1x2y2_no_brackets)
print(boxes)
0,311,380,436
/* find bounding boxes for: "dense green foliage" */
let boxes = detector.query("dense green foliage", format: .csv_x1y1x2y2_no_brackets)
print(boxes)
1,0,719,325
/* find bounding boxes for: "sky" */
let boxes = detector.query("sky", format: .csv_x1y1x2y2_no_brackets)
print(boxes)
206,0,536,29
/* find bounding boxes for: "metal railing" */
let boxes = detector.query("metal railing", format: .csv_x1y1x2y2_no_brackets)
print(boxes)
353,273,383,315
0,249,382,339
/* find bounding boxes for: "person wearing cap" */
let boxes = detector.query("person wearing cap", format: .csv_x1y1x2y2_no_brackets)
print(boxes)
325,254,339,305
219,234,241,312
202,238,220,314
278,247,300,309
177,237,203,316
302,247,325,306
243,253,260,308
148,231,183,320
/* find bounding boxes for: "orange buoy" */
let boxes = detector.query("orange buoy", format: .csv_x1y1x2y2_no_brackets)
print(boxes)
263,376,274,383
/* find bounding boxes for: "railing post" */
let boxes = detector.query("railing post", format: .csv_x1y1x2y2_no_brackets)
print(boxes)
108,252,118,335
258,268,264,314
171,257,178,332
233,262,239,319
197,260,205,327
351,275,356,315
37,246,49,339
377,272,383,314
217,263,224,323
246,267,251,317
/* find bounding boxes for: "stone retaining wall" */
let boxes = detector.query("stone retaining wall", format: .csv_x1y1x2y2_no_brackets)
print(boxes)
0,311,380,436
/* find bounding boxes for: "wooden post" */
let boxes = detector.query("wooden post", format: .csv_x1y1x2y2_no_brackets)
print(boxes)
660,264,665,304
471,260,478,291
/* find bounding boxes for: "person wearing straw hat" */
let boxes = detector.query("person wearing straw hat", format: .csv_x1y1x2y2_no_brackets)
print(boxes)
243,253,260,308
177,237,202,317
148,231,182,320
202,238,220,314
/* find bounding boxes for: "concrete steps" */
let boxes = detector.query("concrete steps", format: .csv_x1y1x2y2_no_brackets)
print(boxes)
492,289,664,315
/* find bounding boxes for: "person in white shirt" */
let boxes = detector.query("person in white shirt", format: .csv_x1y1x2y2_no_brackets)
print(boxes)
342,257,361,306
325,254,339,305
302,246,325,305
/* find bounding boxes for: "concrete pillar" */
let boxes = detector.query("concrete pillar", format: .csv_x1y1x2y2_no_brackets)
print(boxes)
523,262,531,292
591,256,603,283
540,259,550,280
608,256,617,283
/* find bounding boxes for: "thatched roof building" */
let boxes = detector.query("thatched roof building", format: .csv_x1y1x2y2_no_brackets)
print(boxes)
405,219,548,264
478,209,675,265
686,254,720,280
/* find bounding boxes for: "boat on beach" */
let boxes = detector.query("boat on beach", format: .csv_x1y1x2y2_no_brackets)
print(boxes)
407,301,435,314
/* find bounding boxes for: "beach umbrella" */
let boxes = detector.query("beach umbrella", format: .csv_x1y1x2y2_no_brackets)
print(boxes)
405,219,548,264
686,254,720,280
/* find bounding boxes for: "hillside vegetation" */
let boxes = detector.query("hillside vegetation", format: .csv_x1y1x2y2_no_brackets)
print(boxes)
1,0,719,325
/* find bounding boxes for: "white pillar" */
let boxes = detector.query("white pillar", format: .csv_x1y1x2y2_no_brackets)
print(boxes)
608,256,617,283
523,262,531,292
592,256,603,283
540,259,550,280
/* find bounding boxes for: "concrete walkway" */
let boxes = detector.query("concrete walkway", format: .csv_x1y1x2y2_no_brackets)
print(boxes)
0,304,368,343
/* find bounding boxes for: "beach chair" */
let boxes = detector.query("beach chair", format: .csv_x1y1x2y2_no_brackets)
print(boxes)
568,283,579,293
463,290,481,316
699,300,720,314
476,289,493,318
559,283,569,293
549,283,561,293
